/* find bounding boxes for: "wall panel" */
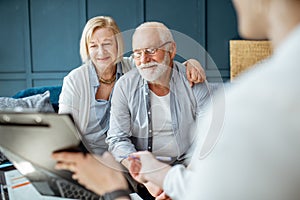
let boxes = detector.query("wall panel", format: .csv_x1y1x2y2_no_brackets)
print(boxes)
145,0,205,48
87,0,143,31
0,80,27,97
33,79,63,87
87,0,144,55
206,0,239,80
30,0,85,72
0,0,30,72
0,0,239,96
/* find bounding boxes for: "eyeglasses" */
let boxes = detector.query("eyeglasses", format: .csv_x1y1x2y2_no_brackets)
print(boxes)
131,41,172,59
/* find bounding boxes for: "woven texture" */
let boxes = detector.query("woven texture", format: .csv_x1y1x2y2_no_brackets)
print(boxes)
230,40,273,80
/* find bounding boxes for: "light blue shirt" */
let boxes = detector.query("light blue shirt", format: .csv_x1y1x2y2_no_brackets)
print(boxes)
85,62,123,155
106,61,211,163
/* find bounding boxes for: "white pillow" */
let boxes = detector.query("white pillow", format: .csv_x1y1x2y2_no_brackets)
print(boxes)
0,90,55,112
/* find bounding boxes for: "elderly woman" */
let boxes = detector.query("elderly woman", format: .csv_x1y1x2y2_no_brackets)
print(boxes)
58,16,206,155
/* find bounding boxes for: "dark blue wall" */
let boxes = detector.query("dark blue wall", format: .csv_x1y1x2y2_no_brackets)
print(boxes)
0,0,239,96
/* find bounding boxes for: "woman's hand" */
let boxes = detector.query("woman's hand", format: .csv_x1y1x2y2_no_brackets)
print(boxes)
184,59,206,86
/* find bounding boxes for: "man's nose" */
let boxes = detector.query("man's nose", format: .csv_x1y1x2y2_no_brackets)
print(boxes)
140,51,151,64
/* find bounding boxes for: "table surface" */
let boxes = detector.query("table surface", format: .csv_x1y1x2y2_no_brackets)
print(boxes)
1,164,143,200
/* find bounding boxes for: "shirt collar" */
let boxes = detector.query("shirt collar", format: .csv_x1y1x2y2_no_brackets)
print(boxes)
89,61,99,87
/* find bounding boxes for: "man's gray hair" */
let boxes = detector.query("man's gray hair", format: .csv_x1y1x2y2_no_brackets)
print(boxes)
135,22,174,45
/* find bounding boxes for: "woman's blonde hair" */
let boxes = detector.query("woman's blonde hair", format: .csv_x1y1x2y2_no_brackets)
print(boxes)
79,16,124,64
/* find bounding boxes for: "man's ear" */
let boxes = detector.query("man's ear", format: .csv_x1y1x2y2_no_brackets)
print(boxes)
169,42,177,59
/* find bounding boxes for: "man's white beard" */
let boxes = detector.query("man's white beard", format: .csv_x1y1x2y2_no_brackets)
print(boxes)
137,54,170,82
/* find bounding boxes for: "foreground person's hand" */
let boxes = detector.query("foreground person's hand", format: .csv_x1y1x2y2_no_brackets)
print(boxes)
52,151,128,196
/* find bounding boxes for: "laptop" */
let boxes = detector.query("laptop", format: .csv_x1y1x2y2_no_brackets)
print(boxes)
0,111,101,200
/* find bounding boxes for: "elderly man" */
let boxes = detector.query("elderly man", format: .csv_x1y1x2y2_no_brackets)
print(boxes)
105,21,211,198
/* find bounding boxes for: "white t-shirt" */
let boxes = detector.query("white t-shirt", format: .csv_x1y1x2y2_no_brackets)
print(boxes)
150,90,178,158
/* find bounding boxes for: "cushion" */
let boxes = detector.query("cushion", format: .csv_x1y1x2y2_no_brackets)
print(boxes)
12,86,62,112
0,90,55,113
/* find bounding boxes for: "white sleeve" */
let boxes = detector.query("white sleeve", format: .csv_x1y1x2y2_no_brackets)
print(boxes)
163,165,192,199
58,75,79,116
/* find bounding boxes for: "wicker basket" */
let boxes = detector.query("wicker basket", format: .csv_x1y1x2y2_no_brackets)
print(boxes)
230,40,273,80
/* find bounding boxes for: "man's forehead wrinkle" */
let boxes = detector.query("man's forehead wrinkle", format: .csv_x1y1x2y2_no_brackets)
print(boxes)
133,29,162,50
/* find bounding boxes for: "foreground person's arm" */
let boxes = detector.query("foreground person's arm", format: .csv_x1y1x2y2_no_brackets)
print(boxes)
129,151,193,199
129,151,171,188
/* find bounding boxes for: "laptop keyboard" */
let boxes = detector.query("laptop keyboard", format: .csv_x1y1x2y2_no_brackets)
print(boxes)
56,179,101,200
0,151,8,164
